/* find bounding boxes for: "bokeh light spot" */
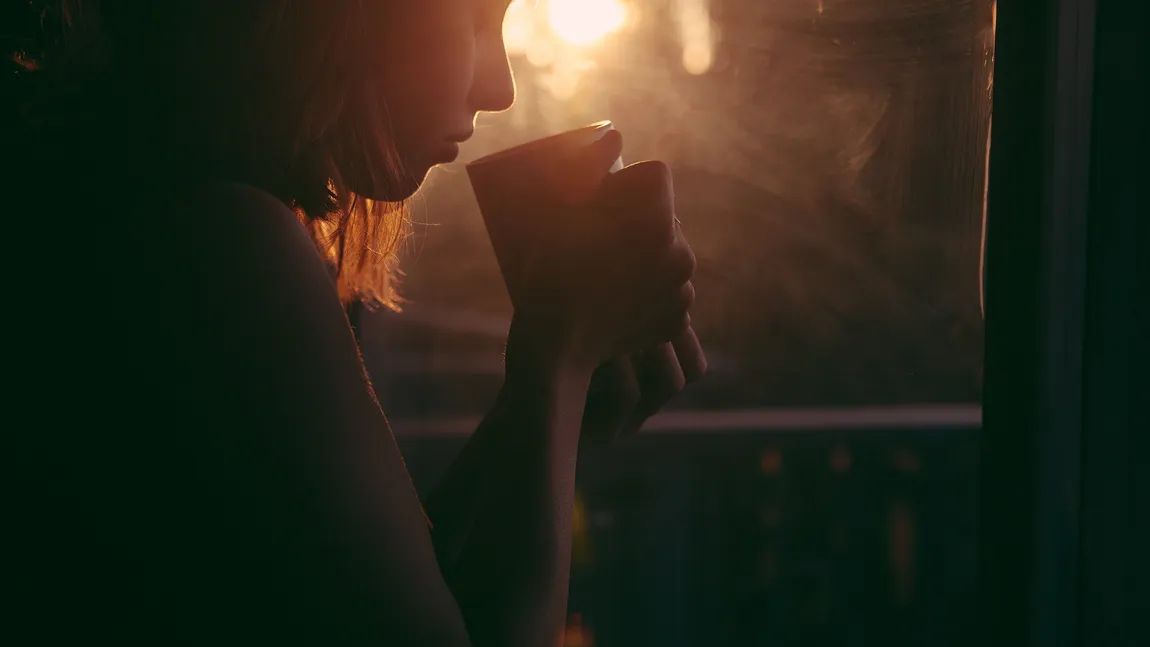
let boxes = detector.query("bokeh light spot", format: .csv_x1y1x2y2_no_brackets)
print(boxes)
548,0,628,46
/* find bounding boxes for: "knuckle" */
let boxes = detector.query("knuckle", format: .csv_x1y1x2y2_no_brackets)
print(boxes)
653,247,693,288
671,243,697,282
675,281,696,311
682,239,697,275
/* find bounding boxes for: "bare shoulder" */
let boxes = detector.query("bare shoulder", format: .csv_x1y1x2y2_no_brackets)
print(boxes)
161,180,329,293
154,179,370,414
129,182,474,644
183,180,313,252
150,181,347,350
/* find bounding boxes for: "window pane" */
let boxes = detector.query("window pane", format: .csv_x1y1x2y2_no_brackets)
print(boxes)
378,3,994,645
359,0,993,417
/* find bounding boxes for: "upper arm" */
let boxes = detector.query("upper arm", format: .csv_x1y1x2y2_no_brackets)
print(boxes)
165,183,472,645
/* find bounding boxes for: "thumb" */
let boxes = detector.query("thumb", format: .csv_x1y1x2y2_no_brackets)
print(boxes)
548,128,624,206
581,128,624,174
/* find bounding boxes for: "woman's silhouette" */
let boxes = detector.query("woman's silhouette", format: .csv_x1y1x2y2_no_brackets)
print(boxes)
6,2,699,645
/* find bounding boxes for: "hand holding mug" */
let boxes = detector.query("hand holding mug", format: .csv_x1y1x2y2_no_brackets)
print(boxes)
467,122,706,432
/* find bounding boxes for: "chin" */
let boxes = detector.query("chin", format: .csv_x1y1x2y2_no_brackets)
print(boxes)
334,137,440,202
345,162,430,202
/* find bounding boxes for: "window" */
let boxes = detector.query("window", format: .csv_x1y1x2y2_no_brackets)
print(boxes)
360,1,994,645
360,0,992,418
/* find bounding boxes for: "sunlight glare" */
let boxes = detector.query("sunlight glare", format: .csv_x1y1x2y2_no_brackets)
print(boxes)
547,0,628,46
502,0,535,56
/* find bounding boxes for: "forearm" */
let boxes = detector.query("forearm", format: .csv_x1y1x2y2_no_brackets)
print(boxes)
423,410,499,570
437,331,592,647
422,367,610,572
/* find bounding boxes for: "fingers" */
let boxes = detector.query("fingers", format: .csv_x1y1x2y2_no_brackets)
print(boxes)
582,344,686,446
671,325,708,383
589,128,624,173
547,153,698,367
665,232,697,289
600,160,693,292
580,355,639,447
626,220,693,306
552,129,625,206
636,281,694,348
671,280,696,317
580,328,706,446
599,160,676,246
622,342,686,435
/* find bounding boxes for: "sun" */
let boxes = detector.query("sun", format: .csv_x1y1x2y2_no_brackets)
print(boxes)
499,0,626,47
503,0,717,85
548,0,627,46
503,0,628,54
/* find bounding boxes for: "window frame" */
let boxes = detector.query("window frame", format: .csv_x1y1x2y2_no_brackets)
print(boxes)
979,0,1147,644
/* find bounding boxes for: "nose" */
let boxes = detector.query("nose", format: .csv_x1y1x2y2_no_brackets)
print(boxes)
469,38,516,114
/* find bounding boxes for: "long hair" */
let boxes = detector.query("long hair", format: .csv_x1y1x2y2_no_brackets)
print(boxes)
4,0,408,308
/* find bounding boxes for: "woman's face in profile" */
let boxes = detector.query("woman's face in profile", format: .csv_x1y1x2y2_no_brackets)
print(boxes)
347,0,516,199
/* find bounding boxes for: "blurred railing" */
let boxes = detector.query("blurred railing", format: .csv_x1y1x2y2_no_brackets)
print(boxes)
397,412,980,647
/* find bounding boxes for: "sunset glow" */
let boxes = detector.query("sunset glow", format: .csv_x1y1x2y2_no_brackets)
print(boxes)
547,0,628,46
501,0,716,100
504,0,628,51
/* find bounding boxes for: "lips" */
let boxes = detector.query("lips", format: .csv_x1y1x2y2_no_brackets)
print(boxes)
434,127,474,164
436,141,461,163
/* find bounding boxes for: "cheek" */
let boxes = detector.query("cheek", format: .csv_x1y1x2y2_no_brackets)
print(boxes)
376,14,477,137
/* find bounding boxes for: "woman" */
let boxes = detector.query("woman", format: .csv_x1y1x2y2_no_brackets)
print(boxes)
7,1,699,645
